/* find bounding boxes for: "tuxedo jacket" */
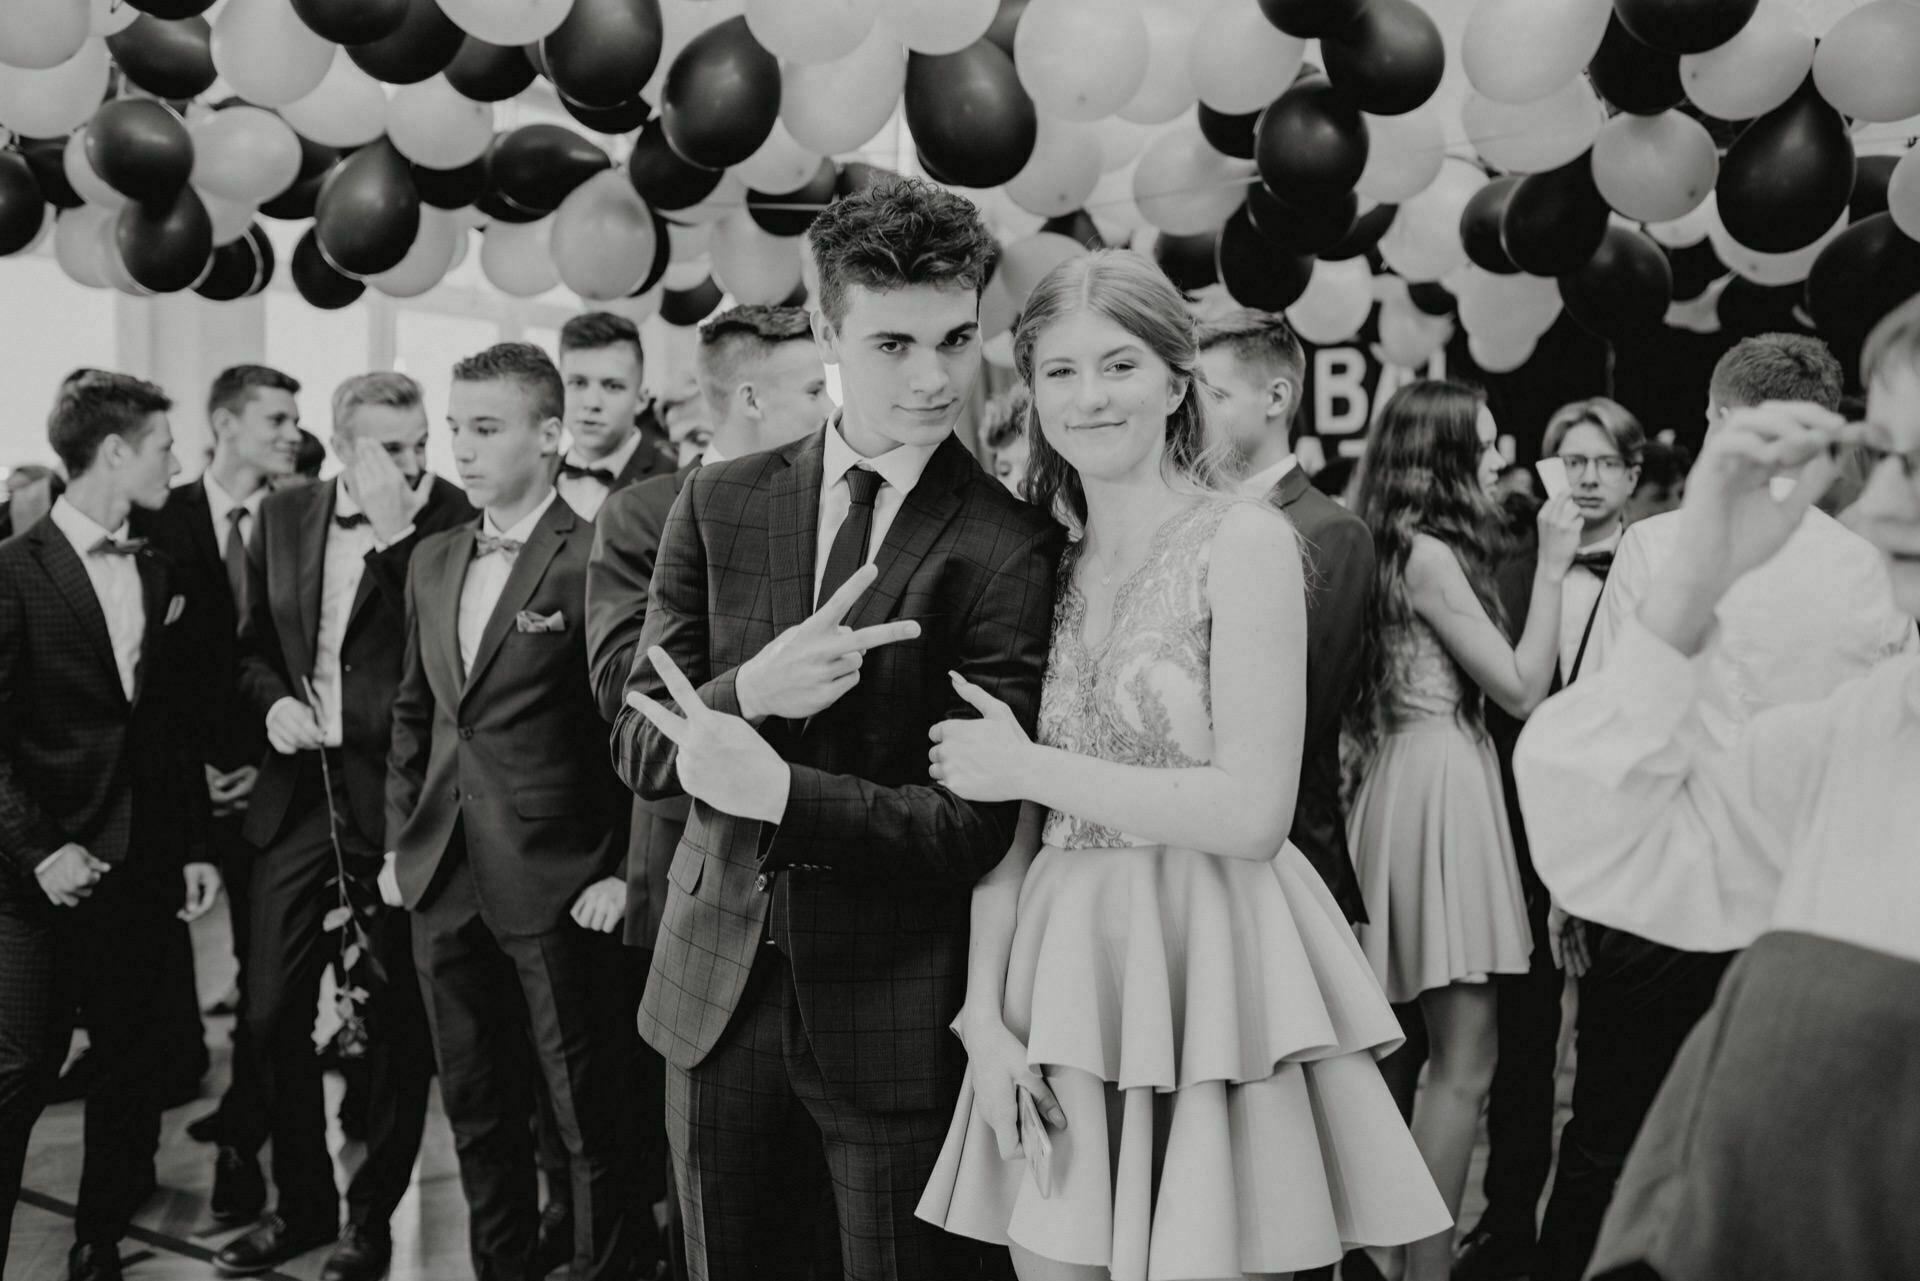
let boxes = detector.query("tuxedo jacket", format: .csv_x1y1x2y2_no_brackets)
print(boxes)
612,430,1062,1113
0,517,208,892
587,462,696,948
1268,467,1372,923
386,496,628,936
235,476,474,850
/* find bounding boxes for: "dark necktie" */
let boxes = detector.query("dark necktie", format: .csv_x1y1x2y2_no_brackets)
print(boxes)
90,536,146,557
225,507,250,614
334,511,370,531
559,460,616,485
816,468,883,611
474,534,522,561
1572,549,1615,579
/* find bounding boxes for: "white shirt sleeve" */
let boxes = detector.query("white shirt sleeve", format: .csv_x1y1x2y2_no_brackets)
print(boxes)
1583,520,1653,677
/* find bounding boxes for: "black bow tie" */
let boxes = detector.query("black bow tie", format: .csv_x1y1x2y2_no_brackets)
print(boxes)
90,536,146,557
474,534,522,561
334,511,370,530
1572,549,1615,577
559,460,616,485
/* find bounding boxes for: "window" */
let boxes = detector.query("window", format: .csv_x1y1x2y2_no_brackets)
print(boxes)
0,255,117,471
265,292,372,455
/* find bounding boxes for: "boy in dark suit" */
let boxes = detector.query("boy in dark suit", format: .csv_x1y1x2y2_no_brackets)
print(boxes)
383,344,633,1281
0,372,219,1281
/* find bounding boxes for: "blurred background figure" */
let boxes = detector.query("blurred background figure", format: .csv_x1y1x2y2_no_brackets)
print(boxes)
1,463,65,538
272,430,326,491
981,384,1030,496
1625,439,1690,526
654,373,712,466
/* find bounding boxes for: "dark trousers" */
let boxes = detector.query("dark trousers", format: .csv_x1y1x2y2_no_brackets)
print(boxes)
1476,892,1566,1242
668,946,979,1281
234,758,435,1231
414,851,633,1281
0,866,177,1263
211,809,265,1133
1535,929,1733,1281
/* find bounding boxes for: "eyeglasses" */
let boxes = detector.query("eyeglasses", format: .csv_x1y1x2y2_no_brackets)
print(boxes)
1555,453,1630,479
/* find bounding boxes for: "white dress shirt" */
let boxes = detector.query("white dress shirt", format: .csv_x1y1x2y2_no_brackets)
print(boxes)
202,472,265,558
308,481,379,746
813,420,940,605
1515,619,1920,963
1588,491,1918,730
1237,454,1298,499
51,497,143,702
556,430,644,522
1559,526,1621,681
458,490,556,675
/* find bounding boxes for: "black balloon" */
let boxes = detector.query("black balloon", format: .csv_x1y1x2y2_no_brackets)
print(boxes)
1257,0,1367,39
1718,78,1853,253
87,99,194,207
906,42,1037,189
290,0,408,45
1217,206,1315,310
748,158,837,237
660,276,723,326
117,185,211,292
475,185,547,223
125,0,213,16
1718,276,1810,337
260,172,326,220
1587,14,1683,114
20,138,83,210
1665,237,1725,301
1152,230,1219,292
1807,213,1920,383
195,228,267,301
0,154,45,257
1321,200,1396,260
411,157,487,208
627,116,722,211
490,124,610,213
1198,104,1261,161
347,0,462,84
1246,183,1358,255
108,13,216,100
1559,225,1673,338
446,35,537,100
983,0,1029,57
1321,0,1444,117
546,0,663,110
315,139,421,276
661,16,780,170
1614,0,1760,55
562,92,651,133
1501,150,1610,275
1460,174,1522,274
1408,282,1455,316
292,227,367,308
523,37,554,80
1255,76,1368,204
1040,209,1104,249
1851,154,1898,223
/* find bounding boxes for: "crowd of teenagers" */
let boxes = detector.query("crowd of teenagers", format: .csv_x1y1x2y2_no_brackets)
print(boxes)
2,177,1917,1281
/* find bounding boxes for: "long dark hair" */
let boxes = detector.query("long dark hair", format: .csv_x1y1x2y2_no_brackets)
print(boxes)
1348,379,1508,757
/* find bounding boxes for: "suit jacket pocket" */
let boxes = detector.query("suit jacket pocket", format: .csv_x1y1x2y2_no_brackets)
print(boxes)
512,785,589,819
667,841,703,895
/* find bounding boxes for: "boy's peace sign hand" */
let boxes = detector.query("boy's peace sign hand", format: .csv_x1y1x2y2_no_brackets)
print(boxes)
628,647,792,823
735,563,922,721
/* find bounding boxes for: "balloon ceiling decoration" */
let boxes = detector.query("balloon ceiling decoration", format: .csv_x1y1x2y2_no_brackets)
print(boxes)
0,0,1917,374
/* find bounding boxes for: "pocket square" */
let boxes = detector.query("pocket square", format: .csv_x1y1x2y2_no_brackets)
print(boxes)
515,609,566,634
164,595,185,626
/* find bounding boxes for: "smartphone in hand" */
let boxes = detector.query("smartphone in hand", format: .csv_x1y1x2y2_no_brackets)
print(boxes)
1018,1087,1053,1198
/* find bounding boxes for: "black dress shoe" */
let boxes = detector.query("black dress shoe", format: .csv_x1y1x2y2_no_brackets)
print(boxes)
320,1224,392,1281
67,1242,122,1281
533,1201,573,1277
1452,1228,1537,1281
210,1146,266,1226
186,1106,226,1144
214,1213,337,1276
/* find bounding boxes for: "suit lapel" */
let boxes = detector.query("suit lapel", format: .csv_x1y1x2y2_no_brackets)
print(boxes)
846,436,967,633
767,432,824,631
438,522,475,694
28,524,121,702
461,499,572,702
1270,464,1310,512
132,548,168,707
294,482,334,664
178,481,223,588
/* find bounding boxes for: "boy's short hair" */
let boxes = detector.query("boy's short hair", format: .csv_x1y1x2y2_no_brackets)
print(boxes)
1634,438,1692,493
47,370,172,477
1541,397,1647,465
983,385,1031,453
1197,309,1307,396
1711,333,1843,411
559,312,644,367
1861,294,1920,390
696,305,813,414
332,371,424,439
451,343,565,424
806,176,995,327
208,364,300,422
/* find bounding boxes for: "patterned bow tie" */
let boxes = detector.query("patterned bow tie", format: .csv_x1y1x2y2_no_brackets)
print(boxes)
474,534,522,561
90,536,147,557
1572,549,1614,577
334,511,370,530
558,460,616,485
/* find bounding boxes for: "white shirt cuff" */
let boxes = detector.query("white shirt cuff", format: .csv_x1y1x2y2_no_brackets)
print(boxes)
369,523,414,553
35,848,64,875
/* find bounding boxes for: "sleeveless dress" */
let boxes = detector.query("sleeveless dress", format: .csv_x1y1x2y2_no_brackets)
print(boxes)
916,501,1449,1279
1347,618,1533,1004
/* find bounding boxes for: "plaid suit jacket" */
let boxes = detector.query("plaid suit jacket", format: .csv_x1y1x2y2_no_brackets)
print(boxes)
613,430,1062,1113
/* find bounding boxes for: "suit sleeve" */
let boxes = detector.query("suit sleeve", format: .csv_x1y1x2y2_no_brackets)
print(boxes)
359,492,468,620
1303,515,1375,751
587,484,672,725
384,552,434,851
0,568,67,875
763,525,1060,886
235,506,295,719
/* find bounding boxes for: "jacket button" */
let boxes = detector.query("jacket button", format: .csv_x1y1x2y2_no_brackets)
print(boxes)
342,663,352,674
755,874,770,893
459,726,473,739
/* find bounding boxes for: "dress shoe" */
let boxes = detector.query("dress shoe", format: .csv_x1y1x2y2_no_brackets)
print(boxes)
67,1242,122,1281
186,1106,226,1144
320,1224,392,1281
214,1213,337,1276
533,1201,574,1277
210,1146,266,1226
1451,1228,1537,1281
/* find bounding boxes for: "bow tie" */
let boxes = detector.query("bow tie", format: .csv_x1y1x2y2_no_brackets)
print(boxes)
90,536,146,557
334,511,370,530
558,460,616,485
474,534,522,561
1572,549,1614,577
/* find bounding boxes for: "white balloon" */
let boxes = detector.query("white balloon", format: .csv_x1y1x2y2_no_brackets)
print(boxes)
1709,206,1846,285
552,170,661,300
1015,0,1150,124
1468,329,1538,373
1464,76,1605,174
1379,158,1485,282
1591,110,1717,223
1680,0,1812,121
604,286,664,325
995,231,1088,307
89,0,137,37
53,205,112,287
711,211,804,304
879,0,995,55
1378,299,1455,368
1461,0,1611,105
746,0,878,66
1087,161,1147,240
781,23,906,155
1133,119,1252,236
0,38,109,138
1288,259,1375,346
1645,194,1718,248
0,0,89,71
1890,146,1920,242
674,171,747,227
200,190,257,246
480,217,559,298
211,0,334,109
375,208,462,297
1357,105,1447,203
663,258,711,290
281,48,389,148
1119,0,1199,126
1811,0,1920,125
1095,116,1151,173
191,106,304,205
439,0,573,45
733,120,822,194
1190,0,1306,115
388,76,494,170
667,220,710,263
1456,266,1562,342
64,129,126,210
1005,116,1104,218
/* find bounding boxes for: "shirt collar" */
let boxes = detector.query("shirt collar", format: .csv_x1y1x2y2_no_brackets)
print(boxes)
566,428,643,479
699,443,726,466
1238,455,1297,498
822,416,940,499
483,487,557,542
203,471,265,529
333,477,363,520
51,496,126,553
1582,524,1624,556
